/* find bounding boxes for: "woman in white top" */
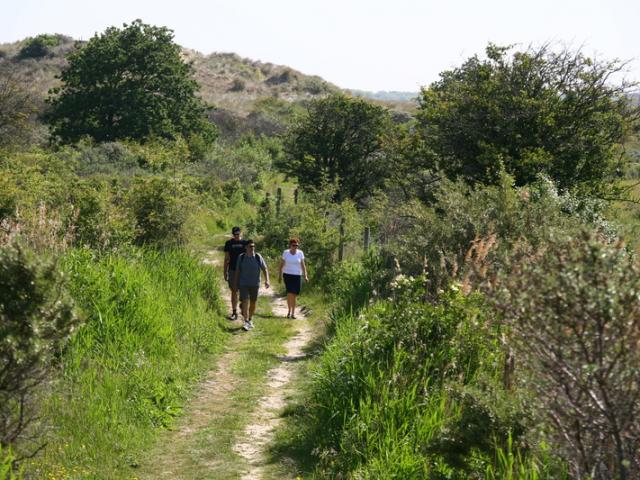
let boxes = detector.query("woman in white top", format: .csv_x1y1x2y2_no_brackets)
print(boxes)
278,237,309,318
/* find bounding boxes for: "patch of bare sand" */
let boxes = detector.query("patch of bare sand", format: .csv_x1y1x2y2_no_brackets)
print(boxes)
233,288,313,480
201,250,221,266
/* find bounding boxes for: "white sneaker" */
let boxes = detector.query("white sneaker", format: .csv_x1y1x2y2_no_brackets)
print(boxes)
242,321,251,331
248,320,254,330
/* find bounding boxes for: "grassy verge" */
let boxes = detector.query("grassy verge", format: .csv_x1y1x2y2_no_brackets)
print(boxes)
136,293,297,479
23,248,227,479
270,273,566,479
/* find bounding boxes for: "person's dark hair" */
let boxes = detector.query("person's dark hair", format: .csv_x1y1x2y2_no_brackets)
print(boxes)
232,226,241,234
246,239,255,246
289,237,299,245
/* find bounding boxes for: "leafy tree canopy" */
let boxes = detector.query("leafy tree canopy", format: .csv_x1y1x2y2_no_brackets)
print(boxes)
417,44,640,194
46,20,217,144
282,94,391,202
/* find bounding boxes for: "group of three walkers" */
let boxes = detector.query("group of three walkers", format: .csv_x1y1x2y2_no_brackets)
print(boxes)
223,226,309,331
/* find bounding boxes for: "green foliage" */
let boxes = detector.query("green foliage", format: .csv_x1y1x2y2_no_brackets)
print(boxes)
26,249,224,477
250,186,363,279
491,232,640,479
417,44,640,194
380,173,616,297
199,136,274,185
290,280,559,478
0,445,19,480
282,94,392,202
0,243,76,448
0,149,135,251
17,34,63,59
0,70,37,149
129,176,189,247
72,140,144,177
46,20,217,144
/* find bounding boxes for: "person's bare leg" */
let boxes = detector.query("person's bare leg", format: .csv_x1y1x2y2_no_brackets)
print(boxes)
241,298,249,321
249,298,257,320
287,293,293,315
287,293,298,316
231,289,239,314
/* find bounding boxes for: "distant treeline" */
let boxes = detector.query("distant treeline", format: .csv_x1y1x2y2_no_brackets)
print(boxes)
349,88,418,102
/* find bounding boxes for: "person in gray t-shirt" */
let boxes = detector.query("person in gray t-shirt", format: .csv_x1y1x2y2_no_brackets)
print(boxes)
233,239,270,331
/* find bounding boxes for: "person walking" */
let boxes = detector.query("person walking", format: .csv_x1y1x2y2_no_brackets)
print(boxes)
278,237,308,319
223,226,248,320
233,239,270,331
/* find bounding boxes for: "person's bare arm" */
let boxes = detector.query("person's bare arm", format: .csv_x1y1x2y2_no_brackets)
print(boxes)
301,259,309,282
224,251,230,280
262,264,270,289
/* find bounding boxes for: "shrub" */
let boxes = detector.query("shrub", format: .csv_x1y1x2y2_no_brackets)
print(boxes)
0,243,76,450
229,78,246,92
381,173,616,298
73,141,143,177
17,34,62,59
129,177,189,247
69,180,134,250
295,281,555,477
491,231,640,479
249,187,362,279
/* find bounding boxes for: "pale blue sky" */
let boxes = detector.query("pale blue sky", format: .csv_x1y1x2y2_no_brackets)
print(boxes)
2,0,638,91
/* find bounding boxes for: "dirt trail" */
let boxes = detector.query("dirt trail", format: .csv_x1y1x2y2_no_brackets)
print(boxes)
138,247,315,479
233,292,313,480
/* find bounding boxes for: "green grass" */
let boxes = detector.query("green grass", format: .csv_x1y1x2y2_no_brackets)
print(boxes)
135,294,300,479
270,279,567,479
23,248,227,479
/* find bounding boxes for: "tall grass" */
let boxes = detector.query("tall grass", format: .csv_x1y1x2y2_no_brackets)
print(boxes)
0,446,18,480
275,271,567,478
24,248,226,478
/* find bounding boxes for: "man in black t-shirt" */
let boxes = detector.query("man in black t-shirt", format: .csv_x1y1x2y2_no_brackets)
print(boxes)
223,226,248,320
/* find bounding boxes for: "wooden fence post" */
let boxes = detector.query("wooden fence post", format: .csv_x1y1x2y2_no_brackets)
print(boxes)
363,226,370,251
293,188,299,205
338,217,345,262
276,187,282,215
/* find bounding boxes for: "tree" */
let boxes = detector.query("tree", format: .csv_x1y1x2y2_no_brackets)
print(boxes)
282,94,391,202
46,20,217,144
0,69,36,149
417,44,640,194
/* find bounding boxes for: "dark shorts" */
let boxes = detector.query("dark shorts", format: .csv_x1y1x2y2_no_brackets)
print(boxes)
283,273,301,295
239,286,259,301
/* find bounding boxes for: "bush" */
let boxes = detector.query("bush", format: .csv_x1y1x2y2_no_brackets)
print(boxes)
491,231,640,479
229,78,245,91
249,187,362,279
17,34,62,59
129,177,189,247
73,141,143,177
0,243,76,450
69,180,134,250
380,173,616,298
290,281,558,478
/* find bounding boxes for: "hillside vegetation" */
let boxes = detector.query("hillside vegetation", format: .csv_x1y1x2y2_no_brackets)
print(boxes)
1,22,640,480
0,33,341,137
